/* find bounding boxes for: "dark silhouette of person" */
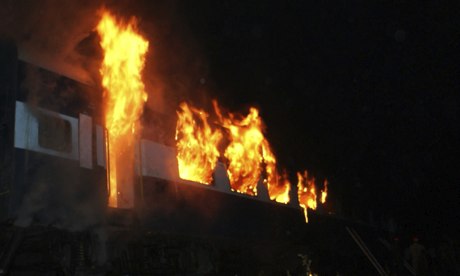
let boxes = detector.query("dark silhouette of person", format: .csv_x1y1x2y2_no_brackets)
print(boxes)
409,236,428,276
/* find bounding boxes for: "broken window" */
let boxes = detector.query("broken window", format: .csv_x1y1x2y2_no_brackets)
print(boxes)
38,114,72,153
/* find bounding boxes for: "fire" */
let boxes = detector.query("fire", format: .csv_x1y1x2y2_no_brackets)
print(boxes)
321,179,328,204
213,101,290,202
262,141,290,203
214,102,263,195
94,9,329,222
175,102,222,184
297,171,317,222
272,169,291,204
97,10,149,208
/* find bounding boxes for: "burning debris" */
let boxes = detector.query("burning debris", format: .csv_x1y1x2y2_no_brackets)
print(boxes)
97,10,149,208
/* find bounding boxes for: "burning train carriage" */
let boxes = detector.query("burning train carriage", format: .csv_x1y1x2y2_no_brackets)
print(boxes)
1,47,305,226
1,45,104,226
0,40,313,273
1,40,392,274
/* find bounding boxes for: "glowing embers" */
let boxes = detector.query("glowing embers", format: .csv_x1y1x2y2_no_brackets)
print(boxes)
297,171,318,223
97,10,149,208
175,102,222,184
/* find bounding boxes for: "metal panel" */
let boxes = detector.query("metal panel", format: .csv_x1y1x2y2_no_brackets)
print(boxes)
140,139,179,182
13,101,27,150
256,178,270,201
139,140,288,206
79,114,92,169
213,162,231,192
96,125,106,167
14,101,79,160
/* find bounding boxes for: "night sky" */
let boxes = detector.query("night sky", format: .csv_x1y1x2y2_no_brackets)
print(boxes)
163,1,459,237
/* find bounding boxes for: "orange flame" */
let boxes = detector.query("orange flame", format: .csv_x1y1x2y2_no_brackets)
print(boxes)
297,171,317,223
214,102,263,195
321,179,328,204
213,101,290,202
97,10,149,208
175,102,222,184
272,169,291,204
262,141,290,204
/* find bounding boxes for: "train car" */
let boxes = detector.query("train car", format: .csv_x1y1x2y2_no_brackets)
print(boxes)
1,40,395,275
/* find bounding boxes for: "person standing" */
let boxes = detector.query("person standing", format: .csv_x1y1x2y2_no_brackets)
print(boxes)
409,236,428,276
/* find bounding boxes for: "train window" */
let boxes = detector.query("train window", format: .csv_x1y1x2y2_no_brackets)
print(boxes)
38,114,72,153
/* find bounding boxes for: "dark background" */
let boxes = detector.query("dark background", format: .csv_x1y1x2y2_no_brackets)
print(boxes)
164,1,459,238
4,0,457,239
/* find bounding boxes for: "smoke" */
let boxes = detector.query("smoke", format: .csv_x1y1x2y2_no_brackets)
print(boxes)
109,0,213,144
15,157,106,231
13,61,103,230
0,0,103,83
136,1,211,114
0,0,211,131
20,63,88,112
13,65,108,236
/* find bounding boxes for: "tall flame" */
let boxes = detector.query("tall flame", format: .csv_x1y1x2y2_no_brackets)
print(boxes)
97,10,149,208
214,103,263,195
213,101,290,202
297,171,317,222
175,102,222,184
